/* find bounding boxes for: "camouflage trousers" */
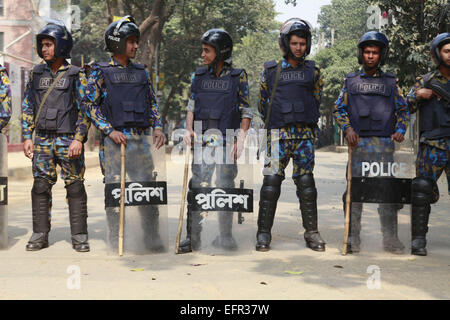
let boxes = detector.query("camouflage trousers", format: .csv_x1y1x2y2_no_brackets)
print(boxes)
32,132,85,218
32,132,85,185
416,142,450,203
264,138,315,179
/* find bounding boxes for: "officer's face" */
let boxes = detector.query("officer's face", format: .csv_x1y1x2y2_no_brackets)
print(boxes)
289,35,307,59
362,45,381,68
125,36,139,59
41,38,55,61
201,44,216,65
439,43,450,67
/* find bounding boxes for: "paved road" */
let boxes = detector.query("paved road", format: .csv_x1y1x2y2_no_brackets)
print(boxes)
1,150,449,299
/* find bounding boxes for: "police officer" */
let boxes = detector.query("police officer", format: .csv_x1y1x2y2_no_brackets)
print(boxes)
333,31,410,254
178,29,252,253
0,64,11,133
83,16,167,251
256,18,325,252
21,22,90,252
407,33,450,256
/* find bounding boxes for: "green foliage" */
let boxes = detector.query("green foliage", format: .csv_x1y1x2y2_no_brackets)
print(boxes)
71,0,113,65
317,0,370,42
313,39,359,114
233,30,282,123
158,0,278,123
370,0,450,89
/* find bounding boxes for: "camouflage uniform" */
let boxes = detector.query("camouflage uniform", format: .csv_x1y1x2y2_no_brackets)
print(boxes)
0,66,12,133
83,57,163,174
22,63,89,185
407,70,450,201
22,61,90,252
334,67,410,254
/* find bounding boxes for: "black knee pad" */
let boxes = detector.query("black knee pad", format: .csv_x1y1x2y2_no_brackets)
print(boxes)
32,178,52,195
295,174,317,200
260,175,283,201
412,177,434,206
65,180,86,198
294,174,315,191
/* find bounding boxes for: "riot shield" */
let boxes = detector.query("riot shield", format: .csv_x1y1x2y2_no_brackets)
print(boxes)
104,133,168,255
0,134,7,249
344,136,415,254
184,130,255,254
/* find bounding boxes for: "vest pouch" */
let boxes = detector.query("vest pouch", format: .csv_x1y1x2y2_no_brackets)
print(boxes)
370,110,384,131
121,101,136,125
134,103,146,125
44,108,58,131
358,104,371,131
293,102,305,122
281,103,295,124
207,104,223,130
194,96,213,120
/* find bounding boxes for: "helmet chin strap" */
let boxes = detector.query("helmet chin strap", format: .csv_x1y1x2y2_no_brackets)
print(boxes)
288,51,306,62
46,58,57,66
441,61,450,69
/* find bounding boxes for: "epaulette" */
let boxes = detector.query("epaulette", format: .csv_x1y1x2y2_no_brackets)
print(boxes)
304,60,316,69
67,65,82,76
94,62,111,68
383,72,396,78
263,60,277,69
195,66,208,75
345,72,359,78
132,63,146,70
33,64,46,74
230,68,244,76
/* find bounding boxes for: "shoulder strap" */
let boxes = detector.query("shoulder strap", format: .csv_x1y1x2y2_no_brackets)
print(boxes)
264,60,277,69
230,68,243,76
195,67,208,76
34,66,71,125
264,60,282,129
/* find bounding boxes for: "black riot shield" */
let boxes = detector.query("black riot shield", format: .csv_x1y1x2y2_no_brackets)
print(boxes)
184,133,255,254
0,134,7,249
344,136,415,253
104,134,168,255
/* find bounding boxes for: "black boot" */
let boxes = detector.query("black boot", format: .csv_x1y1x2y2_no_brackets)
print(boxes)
256,175,282,252
140,206,165,252
26,178,52,251
66,181,89,253
295,174,325,252
378,205,405,254
411,205,430,256
410,177,433,256
212,212,237,250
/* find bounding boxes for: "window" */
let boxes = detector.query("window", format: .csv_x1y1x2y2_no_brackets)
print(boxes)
0,0,3,17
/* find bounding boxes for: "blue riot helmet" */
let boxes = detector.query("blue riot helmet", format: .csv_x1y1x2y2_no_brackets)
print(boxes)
430,33,450,68
201,29,233,63
279,18,312,59
104,16,140,54
357,31,390,66
36,22,73,59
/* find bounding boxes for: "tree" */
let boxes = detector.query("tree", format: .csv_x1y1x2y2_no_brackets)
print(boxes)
71,0,177,73
317,0,370,43
158,0,278,124
369,0,450,88
233,30,282,125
